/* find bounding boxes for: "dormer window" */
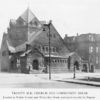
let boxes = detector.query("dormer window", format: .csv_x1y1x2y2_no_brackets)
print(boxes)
30,21,33,25
34,21,38,26
17,18,24,26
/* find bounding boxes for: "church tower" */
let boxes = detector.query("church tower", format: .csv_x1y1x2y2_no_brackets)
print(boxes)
7,8,42,47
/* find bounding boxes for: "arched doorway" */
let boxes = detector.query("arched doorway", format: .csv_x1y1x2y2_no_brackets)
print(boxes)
74,61,79,70
82,64,88,72
10,59,17,70
32,59,39,70
90,65,94,72
10,60,15,70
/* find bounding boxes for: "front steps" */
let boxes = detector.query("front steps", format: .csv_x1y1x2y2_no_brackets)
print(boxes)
50,67,73,73
30,69,45,74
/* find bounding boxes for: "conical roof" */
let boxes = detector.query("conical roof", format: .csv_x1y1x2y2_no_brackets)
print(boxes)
19,8,39,24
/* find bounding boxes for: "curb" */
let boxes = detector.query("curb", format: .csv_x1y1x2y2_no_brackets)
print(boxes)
56,79,100,87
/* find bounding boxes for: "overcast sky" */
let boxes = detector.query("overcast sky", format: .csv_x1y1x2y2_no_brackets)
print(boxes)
0,0,100,45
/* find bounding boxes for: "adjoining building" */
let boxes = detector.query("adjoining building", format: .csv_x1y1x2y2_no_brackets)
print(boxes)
64,33,100,72
0,8,80,73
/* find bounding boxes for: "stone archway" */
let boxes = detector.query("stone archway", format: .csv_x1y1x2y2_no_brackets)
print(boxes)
74,61,79,70
90,64,94,72
82,64,88,72
32,59,39,70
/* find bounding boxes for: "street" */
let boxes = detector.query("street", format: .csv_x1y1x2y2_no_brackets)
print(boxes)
0,73,99,88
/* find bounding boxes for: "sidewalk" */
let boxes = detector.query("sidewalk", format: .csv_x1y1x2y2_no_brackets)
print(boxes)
57,78,100,87
1,72,100,87
55,73,100,87
36,73,100,87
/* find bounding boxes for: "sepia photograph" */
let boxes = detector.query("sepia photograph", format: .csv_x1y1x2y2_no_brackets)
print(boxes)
0,0,100,99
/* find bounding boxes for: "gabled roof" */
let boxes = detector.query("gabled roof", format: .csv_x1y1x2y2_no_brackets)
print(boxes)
6,40,16,53
6,30,43,53
6,40,26,53
18,8,41,26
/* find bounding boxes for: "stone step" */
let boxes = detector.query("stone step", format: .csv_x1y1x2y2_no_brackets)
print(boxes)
30,67,73,74
50,67,73,73
51,68,68,70
30,70,44,74
51,67,68,68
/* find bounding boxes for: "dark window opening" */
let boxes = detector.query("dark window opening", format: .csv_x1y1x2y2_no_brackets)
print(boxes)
82,64,88,72
46,47,49,52
2,51,7,56
42,46,45,51
32,59,39,70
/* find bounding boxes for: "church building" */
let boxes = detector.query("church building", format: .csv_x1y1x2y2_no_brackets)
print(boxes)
0,8,80,73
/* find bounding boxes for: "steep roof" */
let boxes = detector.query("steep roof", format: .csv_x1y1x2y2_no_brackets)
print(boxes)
6,30,43,53
6,8,69,57
28,23,70,57
20,8,35,23
17,8,41,27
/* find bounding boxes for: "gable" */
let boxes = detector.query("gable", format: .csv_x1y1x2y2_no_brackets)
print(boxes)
29,23,69,56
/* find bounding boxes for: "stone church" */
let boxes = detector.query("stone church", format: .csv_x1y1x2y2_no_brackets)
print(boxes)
0,8,81,73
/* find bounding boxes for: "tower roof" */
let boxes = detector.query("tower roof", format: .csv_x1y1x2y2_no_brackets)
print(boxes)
19,8,39,24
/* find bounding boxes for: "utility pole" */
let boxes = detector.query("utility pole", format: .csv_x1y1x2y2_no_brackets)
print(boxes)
73,34,78,79
73,63,76,79
48,20,52,80
43,20,52,80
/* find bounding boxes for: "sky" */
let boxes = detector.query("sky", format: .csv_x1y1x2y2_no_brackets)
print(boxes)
0,0,100,46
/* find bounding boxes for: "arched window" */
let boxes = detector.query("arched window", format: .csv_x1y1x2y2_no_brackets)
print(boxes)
34,21,38,26
53,47,55,52
45,46,49,52
60,59,62,63
18,18,24,25
58,59,59,63
55,59,57,63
